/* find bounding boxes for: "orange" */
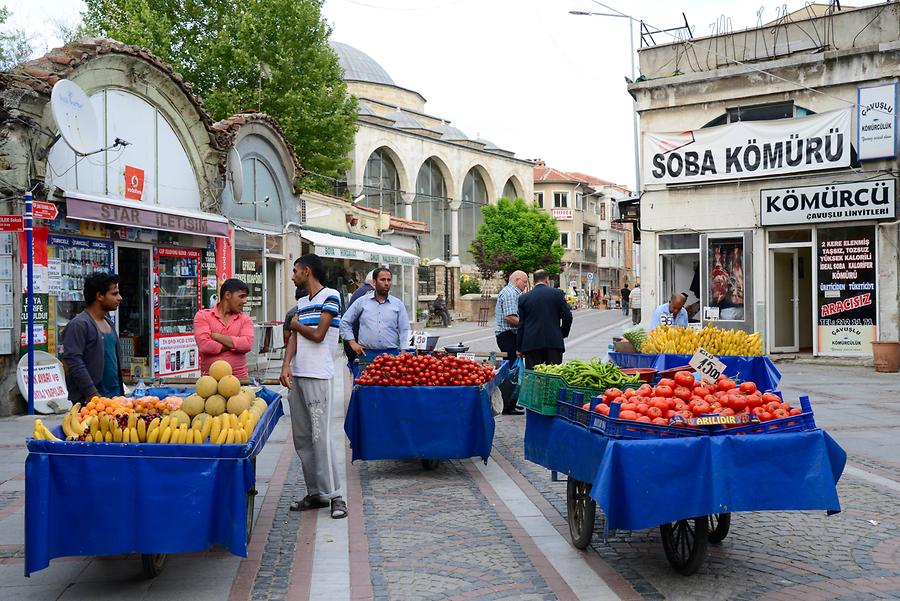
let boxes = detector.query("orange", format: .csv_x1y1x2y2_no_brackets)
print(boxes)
89,409,98,416
105,406,115,415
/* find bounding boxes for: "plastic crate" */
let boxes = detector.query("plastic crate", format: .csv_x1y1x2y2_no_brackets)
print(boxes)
588,398,704,440
711,395,816,436
517,370,607,416
555,390,592,427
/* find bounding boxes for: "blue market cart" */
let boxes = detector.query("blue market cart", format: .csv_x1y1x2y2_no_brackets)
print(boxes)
525,400,846,575
25,386,284,578
344,362,508,470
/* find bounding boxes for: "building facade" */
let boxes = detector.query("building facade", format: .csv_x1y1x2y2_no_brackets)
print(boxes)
629,4,900,356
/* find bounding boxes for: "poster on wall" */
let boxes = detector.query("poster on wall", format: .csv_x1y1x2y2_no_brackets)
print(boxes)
154,334,199,376
706,237,745,321
858,82,897,160
644,109,851,185
202,247,217,309
817,226,877,354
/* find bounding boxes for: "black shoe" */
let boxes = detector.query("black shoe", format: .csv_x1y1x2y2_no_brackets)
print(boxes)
501,408,525,415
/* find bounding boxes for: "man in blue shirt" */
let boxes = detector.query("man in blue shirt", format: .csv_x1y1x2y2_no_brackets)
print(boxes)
495,270,528,415
649,293,690,330
339,267,410,360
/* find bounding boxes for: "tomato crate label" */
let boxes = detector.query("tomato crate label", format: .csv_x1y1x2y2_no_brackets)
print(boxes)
689,347,726,383
669,413,758,427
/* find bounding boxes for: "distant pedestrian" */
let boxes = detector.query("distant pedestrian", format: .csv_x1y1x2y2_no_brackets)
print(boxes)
494,270,528,415
621,284,631,316
516,270,573,369
431,294,452,327
630,284,642,325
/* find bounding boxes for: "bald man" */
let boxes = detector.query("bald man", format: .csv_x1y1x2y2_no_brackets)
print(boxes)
495,270,528,414
649,292,690,330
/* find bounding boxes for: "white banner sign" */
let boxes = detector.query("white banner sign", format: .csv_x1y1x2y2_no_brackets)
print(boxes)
761,179,895,226
858,83,897,160
551,209,573,220
644,109,851,185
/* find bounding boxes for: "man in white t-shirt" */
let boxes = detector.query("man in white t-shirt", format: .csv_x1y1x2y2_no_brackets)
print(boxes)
280,254,347,519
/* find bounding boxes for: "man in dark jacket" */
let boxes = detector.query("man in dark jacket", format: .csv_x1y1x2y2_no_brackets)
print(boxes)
516,270,573,369
61,272,124,403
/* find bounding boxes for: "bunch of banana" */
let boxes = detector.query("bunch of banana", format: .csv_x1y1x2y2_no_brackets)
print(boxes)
62,403,90,440
642,324,764,356
32,418,62,441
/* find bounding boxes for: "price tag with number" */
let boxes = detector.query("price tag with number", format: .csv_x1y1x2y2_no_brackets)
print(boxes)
457,353,476,362
689,347,726,384
413,331,428,350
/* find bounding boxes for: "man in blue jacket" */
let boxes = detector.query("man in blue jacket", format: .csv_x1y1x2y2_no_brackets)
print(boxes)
516,270,573,369
60,272,124,403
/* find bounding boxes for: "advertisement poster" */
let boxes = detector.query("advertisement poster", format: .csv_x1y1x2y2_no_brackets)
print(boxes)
154,334,199,376
706,237,745,321
817,226,877,354
124,165,146,200
202,247,217,309
858,82,897,160
215,231,233,291
19,293,49,355
19,226,49,294
234,248,263,317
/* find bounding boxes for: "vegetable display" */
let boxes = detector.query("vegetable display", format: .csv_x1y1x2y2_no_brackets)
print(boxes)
622,326,648,353
534,359,640,389
641,325,763,356
585,371,798,425
355,353,496,387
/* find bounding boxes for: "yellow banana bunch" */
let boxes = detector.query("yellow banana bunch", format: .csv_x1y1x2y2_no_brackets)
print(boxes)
643,325,763,356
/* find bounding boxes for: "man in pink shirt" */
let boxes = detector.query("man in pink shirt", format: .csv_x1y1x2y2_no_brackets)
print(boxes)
194,278,255,379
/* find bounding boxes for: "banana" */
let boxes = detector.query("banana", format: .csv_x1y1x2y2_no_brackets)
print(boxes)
113,426,123,443
89,416,99,436
122,428,131,443
148,427,160,443
104,431,112,443
160,416,171,431
215,428,228,445
129,427,139,443
147,417,160,436
32,420,45,440
62,413,75,438
40,423,62,442
100,414,109,436
160,426,172,444
137,420,147,442
93,430,104,443
239,410,249,427
225,428,235,444
194,429,203,444
200,416,212,441
177,424,187,444
127,414,137,430
210,416,222,444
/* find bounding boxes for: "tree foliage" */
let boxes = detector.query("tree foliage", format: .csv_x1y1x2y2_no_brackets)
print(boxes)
0,8,33,71
82,0,358,182
470,197,564,277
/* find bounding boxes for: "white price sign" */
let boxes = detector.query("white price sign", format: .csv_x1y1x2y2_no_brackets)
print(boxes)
689,347,726,384
457,353,476,362
412,331,428,350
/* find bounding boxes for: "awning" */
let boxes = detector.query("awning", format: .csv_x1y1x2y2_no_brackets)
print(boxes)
64,191,229,238
300,229,418,266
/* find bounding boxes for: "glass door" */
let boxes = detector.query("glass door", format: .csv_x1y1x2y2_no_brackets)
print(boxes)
769,249,799,353
116,244,151,381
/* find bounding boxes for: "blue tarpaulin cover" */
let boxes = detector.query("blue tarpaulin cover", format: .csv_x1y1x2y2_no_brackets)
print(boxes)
344,362,508,464
608,352,782,391
524,411,845,531
25,387,284,576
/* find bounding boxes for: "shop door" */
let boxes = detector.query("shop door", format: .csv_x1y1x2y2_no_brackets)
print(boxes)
769,249,799,353
116,245,152,380
265,258,282,323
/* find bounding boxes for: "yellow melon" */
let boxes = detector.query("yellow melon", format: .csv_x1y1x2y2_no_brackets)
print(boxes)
205,394,226,416
182,394,205,417
169,410,190,428
191,413,211,428
209,360,232,381
226,393,251,416
240,386,256,398
217,375,241,399
195,376,218,399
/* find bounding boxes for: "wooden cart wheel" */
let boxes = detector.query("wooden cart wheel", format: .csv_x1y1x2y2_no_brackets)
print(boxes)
659,516,709,575
708,512,731,544
421,459,440,471
566,478,596,550
141,553,167,578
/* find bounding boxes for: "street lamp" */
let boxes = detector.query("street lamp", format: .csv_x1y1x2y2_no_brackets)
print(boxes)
569,9,641,193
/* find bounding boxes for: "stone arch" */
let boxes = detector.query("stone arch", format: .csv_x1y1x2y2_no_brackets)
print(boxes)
356,141,412,199
501,174,524,200
415,154,455,201
458,162,495,204
358,143,410,214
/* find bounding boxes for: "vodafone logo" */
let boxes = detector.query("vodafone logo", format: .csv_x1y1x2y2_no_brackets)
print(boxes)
125,165,145,200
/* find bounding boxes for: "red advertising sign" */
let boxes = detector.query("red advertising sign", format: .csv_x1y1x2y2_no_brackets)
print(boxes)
32,201,59,221
215,229,234,290
124,165,145,200
0,215,23,231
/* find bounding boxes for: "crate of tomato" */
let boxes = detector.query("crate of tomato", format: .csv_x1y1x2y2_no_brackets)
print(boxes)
353,353,496,387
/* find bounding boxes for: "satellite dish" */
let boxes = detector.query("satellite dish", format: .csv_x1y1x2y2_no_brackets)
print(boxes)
227,148,244,201
50,79,101,155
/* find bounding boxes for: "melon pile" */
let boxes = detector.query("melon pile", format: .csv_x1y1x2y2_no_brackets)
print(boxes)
185,360,268,436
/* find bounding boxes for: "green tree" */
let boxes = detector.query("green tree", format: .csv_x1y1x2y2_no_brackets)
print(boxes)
471,197,564,277
82,0,358,184
0,8,33,70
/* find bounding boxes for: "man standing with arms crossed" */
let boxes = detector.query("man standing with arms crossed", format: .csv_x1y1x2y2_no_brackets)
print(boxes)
494,270,528,415
340,267,410,361
280,254,347,519
194,278,254,379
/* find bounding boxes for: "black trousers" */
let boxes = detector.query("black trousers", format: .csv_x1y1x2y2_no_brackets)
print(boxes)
434,308,451,327
495,331,518,412
523,348,564,370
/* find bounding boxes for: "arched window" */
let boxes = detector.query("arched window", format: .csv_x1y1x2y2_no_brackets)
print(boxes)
414,158,450,261
362,148,402,214
460,168,489,264
234,157,283,225
503,178,518,199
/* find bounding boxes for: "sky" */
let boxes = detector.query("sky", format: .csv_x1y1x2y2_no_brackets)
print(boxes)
4,0,883,191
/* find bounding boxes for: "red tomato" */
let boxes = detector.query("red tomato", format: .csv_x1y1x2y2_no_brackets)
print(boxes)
637,415,652,423
582,403,591,411
691,401,711,416
665,410,676,419
674,371,695,389
619,410,639,421
720,407,735,416
772,408,790,419
637,384,653,397
594,404,610,415
765,401,782,413
693,386,711,397
746,395,763,409
717,379,737,392
658,378,676,389
647,406,663,418
789,408,802,416
623,388,638,399
655,385,674,398
606,388,623,402
674,400,687,411
739,382,757,394
759,411,774,422
652,417,669,425
731,396,747,412
673,386,692,401
636,402,650,415
761,392,782,405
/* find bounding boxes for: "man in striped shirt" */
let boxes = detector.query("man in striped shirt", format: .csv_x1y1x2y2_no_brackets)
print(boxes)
280,254,347,519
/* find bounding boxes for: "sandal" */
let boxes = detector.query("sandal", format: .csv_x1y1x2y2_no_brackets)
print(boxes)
330,497,348,519
289,494,329,511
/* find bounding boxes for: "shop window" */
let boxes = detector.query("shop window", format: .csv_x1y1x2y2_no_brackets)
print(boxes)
707,236,746,321
234,230,265,324
553,192,568,208
534,192,544,208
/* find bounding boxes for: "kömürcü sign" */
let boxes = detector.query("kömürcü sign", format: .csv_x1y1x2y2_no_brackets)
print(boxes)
761,179,895,225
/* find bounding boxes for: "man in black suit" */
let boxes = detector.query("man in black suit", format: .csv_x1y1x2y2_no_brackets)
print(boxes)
516,270,573,369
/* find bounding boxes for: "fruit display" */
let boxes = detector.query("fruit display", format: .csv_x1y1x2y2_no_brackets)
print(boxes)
31,360,270,445
641,324,763,356
622,326,648,353
355,353,496,387
533,359,640,389
584,371,800,426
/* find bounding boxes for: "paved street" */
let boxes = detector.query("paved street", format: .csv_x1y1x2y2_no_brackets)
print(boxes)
1,308,899,600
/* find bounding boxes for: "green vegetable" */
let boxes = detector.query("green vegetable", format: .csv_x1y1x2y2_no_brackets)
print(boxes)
534,359,639,389
623,326,648,353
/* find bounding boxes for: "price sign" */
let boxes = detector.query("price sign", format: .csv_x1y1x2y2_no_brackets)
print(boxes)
689,347,726,384
413,331,428,350
457,353,476,362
